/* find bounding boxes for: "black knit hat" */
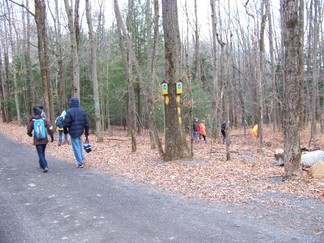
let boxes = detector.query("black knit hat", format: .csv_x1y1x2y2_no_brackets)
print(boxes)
33,107,42,116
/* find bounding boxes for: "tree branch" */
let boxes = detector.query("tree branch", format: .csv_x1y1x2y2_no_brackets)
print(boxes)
8,0,34,17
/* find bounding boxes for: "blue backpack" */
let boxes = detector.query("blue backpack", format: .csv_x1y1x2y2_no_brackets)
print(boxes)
55,116,64,128
33,118,47,140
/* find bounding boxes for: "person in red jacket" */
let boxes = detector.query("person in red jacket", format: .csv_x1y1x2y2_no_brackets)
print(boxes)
27,107,54,172
198,120,207,144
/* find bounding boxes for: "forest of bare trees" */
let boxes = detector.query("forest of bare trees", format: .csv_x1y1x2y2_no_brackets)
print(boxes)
0,0,323,176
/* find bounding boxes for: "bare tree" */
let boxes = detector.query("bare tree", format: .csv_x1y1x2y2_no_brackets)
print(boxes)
0,51,5,122
309,0,320,147
146,0,164,155
266,0,278,133
194,0,200,84
244,0,266,145
209,0,220,140
64,0,80,99
52,0,66,111
85,0,103,142
5,0,21,124
282,0,304,179
114,0,137,152
162,0,191,161
25,0,36,113
34,0,51,121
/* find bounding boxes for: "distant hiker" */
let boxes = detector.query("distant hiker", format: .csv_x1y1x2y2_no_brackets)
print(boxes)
251,124,258,137
252,124,258,137
55,110,69,146
193,117,199,143
27,106,54,173
198,120,207,144
63,97,90,168
221,121,226,144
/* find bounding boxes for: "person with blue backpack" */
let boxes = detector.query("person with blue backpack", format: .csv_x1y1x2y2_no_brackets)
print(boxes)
27,106,54,173
63,97,90,168
55,110,69,146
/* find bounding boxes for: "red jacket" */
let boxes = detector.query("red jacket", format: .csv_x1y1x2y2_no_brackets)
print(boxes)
198,122,206,136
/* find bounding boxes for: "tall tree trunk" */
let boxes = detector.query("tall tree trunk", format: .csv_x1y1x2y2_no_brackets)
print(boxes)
3,49,11,122
0,51,5,122
126,0,137,151
258,0,267,145
162,0,190,161
146,0,164,155
267,0,277,133
146,0,155,148
74,0,80,50
310,0,319,146
210,0,219,140
6,0,21,124
54,0,66,111
114,0,137,152
194,0,200,83
225,0,233,160
25,0,35,114
34,0,51,121
282,0,304,179
244,1,265,145
85,0,103,142
64,0,80,99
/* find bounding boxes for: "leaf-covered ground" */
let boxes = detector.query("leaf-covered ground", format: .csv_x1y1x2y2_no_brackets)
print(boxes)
1,121,323,205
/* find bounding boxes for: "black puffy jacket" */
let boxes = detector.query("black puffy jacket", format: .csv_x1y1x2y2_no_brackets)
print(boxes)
63,97,90,138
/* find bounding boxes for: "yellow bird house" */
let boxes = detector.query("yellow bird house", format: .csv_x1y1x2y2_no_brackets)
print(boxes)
161,80,168,95
176,80,183,94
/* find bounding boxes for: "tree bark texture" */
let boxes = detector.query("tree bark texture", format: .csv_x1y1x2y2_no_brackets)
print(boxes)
146,0,164,155
282,0,303,178
54,0,66,112
114,0,137,152
34,0,51,121
6,0,21,125
25,0,36,113
162,0,190,161
64,0,80,100
85,0,103,142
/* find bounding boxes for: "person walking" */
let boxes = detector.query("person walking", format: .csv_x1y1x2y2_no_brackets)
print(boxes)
221,121,226,144
55,110,69,146
63,97,90,168
27,106,54,172
198,120,207,144
193,117,199,143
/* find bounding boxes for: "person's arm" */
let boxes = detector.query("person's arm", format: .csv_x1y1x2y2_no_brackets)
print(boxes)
45,119,54,142
27,119,33,137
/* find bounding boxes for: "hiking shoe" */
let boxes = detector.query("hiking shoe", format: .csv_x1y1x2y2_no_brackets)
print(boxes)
58,143,62,146
77,164,84,168
43,168,48,173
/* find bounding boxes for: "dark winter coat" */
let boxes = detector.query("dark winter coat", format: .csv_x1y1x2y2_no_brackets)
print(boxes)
27,107,54,145
63,97,90,138
193,121,198,132
221,122,226,137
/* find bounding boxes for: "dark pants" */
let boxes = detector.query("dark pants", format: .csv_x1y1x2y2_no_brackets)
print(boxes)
36,144,48,169
221,129,225,143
